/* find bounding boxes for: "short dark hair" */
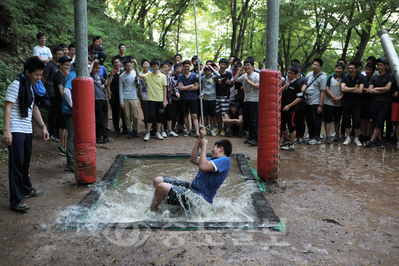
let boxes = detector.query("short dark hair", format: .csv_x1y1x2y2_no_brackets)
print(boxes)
182,60,191,66
174,63,182,68
118,43,126,49
244,58,255,66
348,60,358,69
174,54,182,60
337,58,347,66
111,56,120,64
366,56,377,63
287,65,299,74
126,55,134,61
68,43,75,50
92,36,101,43
160,61,169,67
191,55,198,62
150,59,160,66
93,62,101,68
232,58,241,65
234,63,242,69
355,60,363,67
24,57,45,74
36,33,45,39
230,101,240,107
141,59,149,66
124,60,132,65
219,58,229,66
278,58,283,67
291,61,300,68
206,59,213,64
335,62,346,70
52,46,64,54
313,58,323,67
214,139,232,157
291,59,300,65
167,60,173,66
365,62,376,72
229,55,236,60
58,43,68,49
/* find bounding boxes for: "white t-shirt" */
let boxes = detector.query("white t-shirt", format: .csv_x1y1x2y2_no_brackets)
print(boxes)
5,80,34,134
237,72,260,102
33,45,52,60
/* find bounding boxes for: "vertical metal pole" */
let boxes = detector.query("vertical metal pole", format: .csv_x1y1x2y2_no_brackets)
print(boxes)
265,0,280,70
378,30,399,85
193,0,204,126
74,0,88,78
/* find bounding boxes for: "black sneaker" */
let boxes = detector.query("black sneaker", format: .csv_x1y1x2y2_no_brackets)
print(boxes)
65,165,75,172
24,189,43,198
127,131,134,139
244,139,251,144
103,137,114,143
248,140,258,146
10,200,30,211
226,130,233,137
238,130,246,138
106,126,113,132
363,140,373,147
57,146,66,156
133,130,140,137
378,141,385,148
96,138,104,144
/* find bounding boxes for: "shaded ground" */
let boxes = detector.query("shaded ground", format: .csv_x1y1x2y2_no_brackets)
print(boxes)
1,117,399,265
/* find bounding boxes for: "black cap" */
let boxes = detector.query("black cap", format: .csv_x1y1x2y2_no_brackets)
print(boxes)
204,65,212,71
58,56,72,64
376,58,388,65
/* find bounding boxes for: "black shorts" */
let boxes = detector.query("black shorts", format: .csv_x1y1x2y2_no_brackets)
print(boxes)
361,98,372,120
203,100,216,117
163,177,201,208
371,100,391,129
342,103,361,129
281,110,297,133
56,103,67,129
147,101,165,124
323,105,342,123
181,100,198,116
165,104,173,121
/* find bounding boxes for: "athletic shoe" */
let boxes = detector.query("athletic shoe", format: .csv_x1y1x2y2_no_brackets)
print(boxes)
220,130,226,136
320,134,324,139
214,123,218,128
385,138,391,145
363,140,373,147
333,134,339,142
115,130,120,137
106,126,112,132
248,140,258,146
195,133,200,138
206,124,211,131
281,143,295,150
378,141,384,148
184,131,191,137
50,134,59,143
57,146,66,156
354,138,362,147
238,130,245,138
210,130,216,137
133,130,140,137
167,130,179,137
226,130,233,137
343,137,351,145
96,138,104,144
281,139,290,146
127,131,134,139
216,129,221,135
304,138,311,144
297,138,304,144
144,132,150,141
397,141,399,149
24,189,43,198
244,139,251,144
161,131,168,138
103,137,114,143
308,139,321,145
155,132,163,140
191,127,196,132
65,165,74,172
10,200,30,211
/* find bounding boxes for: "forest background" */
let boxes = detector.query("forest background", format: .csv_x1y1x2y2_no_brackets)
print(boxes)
0,0,398,150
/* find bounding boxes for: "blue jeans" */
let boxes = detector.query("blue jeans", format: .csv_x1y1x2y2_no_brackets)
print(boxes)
8,133,33,206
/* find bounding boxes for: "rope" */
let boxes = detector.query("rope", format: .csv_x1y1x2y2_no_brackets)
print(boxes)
193,0,204,128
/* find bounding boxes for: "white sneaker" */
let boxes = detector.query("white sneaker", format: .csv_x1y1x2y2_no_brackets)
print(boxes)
320,134,324,139
354,138,362,147
144,133,150,141
161,131,167,138
155,131,164,140
343,137,351,145
168,130,178,137
210,130,216,137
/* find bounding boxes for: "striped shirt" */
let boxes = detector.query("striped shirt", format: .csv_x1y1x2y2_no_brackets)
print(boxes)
5,80,34,133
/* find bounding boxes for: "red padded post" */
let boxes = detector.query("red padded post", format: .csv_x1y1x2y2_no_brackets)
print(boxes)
72,77,97,184
257,70,282,181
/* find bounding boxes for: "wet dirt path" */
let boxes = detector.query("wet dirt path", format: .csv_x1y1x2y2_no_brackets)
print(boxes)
1,125,398,265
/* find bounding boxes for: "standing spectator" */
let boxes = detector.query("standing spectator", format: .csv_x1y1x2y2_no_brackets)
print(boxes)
291,61,307,144
116,44,127,70
42,46,64,142
177,60,200,137
304,58,327,145
227,55,236,73
280,65,305,150
119,60,140,139
88,36,101,55
390,71,399,149
33,33,52,63
134,59,168,141
360,62,375,142
53,56,72,156
324,63,345,143
341,61,365,146
364,58,394,148
58,44,69,56
95,51,108,80
234,57,260,146
3,57,49,211
216,58,234,136
160,61,179,137
68,43,75,62
171,63,184,132
92,63,113,144
136,59,150,128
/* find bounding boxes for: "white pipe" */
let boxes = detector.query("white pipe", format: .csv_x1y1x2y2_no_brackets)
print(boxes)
378,30,399,85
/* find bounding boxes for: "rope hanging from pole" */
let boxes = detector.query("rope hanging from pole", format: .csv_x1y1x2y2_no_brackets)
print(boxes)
193,0,205,128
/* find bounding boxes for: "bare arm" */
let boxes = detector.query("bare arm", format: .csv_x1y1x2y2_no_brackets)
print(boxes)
190,137,201,165
3,101,13,146
198,138,215,172
245,76,259,90
32,104,49,140
132,59,144,79
371,82,392,94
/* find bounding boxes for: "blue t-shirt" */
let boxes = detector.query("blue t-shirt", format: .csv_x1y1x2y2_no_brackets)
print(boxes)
177,72,198,101
62,68,76,115
99,65,108,80
190,156,231,203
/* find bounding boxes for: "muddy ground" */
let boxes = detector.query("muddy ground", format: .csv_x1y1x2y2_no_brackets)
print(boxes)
0,114,398,266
